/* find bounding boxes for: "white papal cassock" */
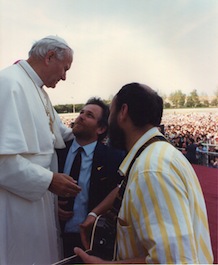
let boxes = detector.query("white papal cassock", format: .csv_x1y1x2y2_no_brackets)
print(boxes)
0,60,73,265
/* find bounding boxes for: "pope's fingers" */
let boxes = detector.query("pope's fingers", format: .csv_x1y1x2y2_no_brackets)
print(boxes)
58,200,68,206
58,207,74,220
64,174,78,183
65,182,81,196
48,173,82,196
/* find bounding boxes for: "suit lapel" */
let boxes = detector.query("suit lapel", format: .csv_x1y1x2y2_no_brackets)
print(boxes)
56,139,73,173
91,142,107,177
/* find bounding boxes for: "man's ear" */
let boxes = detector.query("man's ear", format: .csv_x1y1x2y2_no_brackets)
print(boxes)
45,51,55,65
97,125,107,136
119,103,128,121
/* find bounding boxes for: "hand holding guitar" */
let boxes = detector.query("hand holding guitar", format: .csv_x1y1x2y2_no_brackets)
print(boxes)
80,214,97,249
80,187,119,250
74,247,109,264
74,247,146,264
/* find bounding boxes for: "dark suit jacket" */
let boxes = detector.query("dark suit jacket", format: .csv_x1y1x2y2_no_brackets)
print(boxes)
56,140,125,212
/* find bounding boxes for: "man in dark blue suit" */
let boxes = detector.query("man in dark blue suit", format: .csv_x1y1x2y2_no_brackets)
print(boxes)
56,97,125,258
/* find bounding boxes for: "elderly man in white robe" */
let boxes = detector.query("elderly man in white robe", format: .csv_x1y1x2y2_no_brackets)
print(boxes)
0,36,81,265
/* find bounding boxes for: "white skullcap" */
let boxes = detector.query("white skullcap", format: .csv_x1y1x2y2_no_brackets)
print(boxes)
44,35,69,47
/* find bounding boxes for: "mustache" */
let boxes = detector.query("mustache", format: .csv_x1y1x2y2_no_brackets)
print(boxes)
74,120,83,126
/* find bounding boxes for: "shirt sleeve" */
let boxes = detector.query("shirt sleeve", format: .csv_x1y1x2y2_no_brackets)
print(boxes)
128,168,198,264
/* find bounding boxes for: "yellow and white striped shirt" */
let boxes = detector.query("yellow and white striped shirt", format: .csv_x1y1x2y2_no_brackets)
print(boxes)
116,127,213,264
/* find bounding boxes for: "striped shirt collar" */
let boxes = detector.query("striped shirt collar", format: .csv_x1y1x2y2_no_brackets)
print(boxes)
118,127,162,176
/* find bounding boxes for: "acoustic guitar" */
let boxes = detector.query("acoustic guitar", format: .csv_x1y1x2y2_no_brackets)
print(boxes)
52,211,117,264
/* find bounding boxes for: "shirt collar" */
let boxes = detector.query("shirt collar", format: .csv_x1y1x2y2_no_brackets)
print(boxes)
118,127,162,176
18,60,44,88
71,139,97,156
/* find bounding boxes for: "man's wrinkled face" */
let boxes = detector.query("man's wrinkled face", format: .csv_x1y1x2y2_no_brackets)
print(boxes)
45,49,73,88
108,97,126,150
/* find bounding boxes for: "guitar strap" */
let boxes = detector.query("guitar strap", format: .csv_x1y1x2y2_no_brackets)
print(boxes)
110,135,168,219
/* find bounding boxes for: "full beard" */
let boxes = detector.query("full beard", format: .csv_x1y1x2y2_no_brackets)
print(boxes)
108,120,126,151
73,125,92,141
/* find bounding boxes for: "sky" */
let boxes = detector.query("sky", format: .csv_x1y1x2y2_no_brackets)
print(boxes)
0,0,217,105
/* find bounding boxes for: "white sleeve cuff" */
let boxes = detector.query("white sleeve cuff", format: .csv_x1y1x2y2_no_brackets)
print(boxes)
88,212,98,218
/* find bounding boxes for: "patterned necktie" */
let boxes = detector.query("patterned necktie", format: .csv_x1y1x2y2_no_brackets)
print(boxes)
65,147,83,211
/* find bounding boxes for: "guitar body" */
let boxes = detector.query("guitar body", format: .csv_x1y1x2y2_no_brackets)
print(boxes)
90,214,117,261
52,213,117,265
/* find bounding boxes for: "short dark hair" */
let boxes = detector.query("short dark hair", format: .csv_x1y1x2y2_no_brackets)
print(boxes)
85,97,109,140
115,82,163,127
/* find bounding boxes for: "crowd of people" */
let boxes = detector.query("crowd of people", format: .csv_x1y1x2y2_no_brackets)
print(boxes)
60,110,218,168
161,111,218,167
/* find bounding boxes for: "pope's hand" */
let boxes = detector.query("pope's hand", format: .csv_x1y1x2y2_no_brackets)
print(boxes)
48,173,81,197
58,201,74,221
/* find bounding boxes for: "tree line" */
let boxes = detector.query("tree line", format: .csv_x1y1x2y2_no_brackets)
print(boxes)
54,100,111,114
164,88,218,108
54,89,218,113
